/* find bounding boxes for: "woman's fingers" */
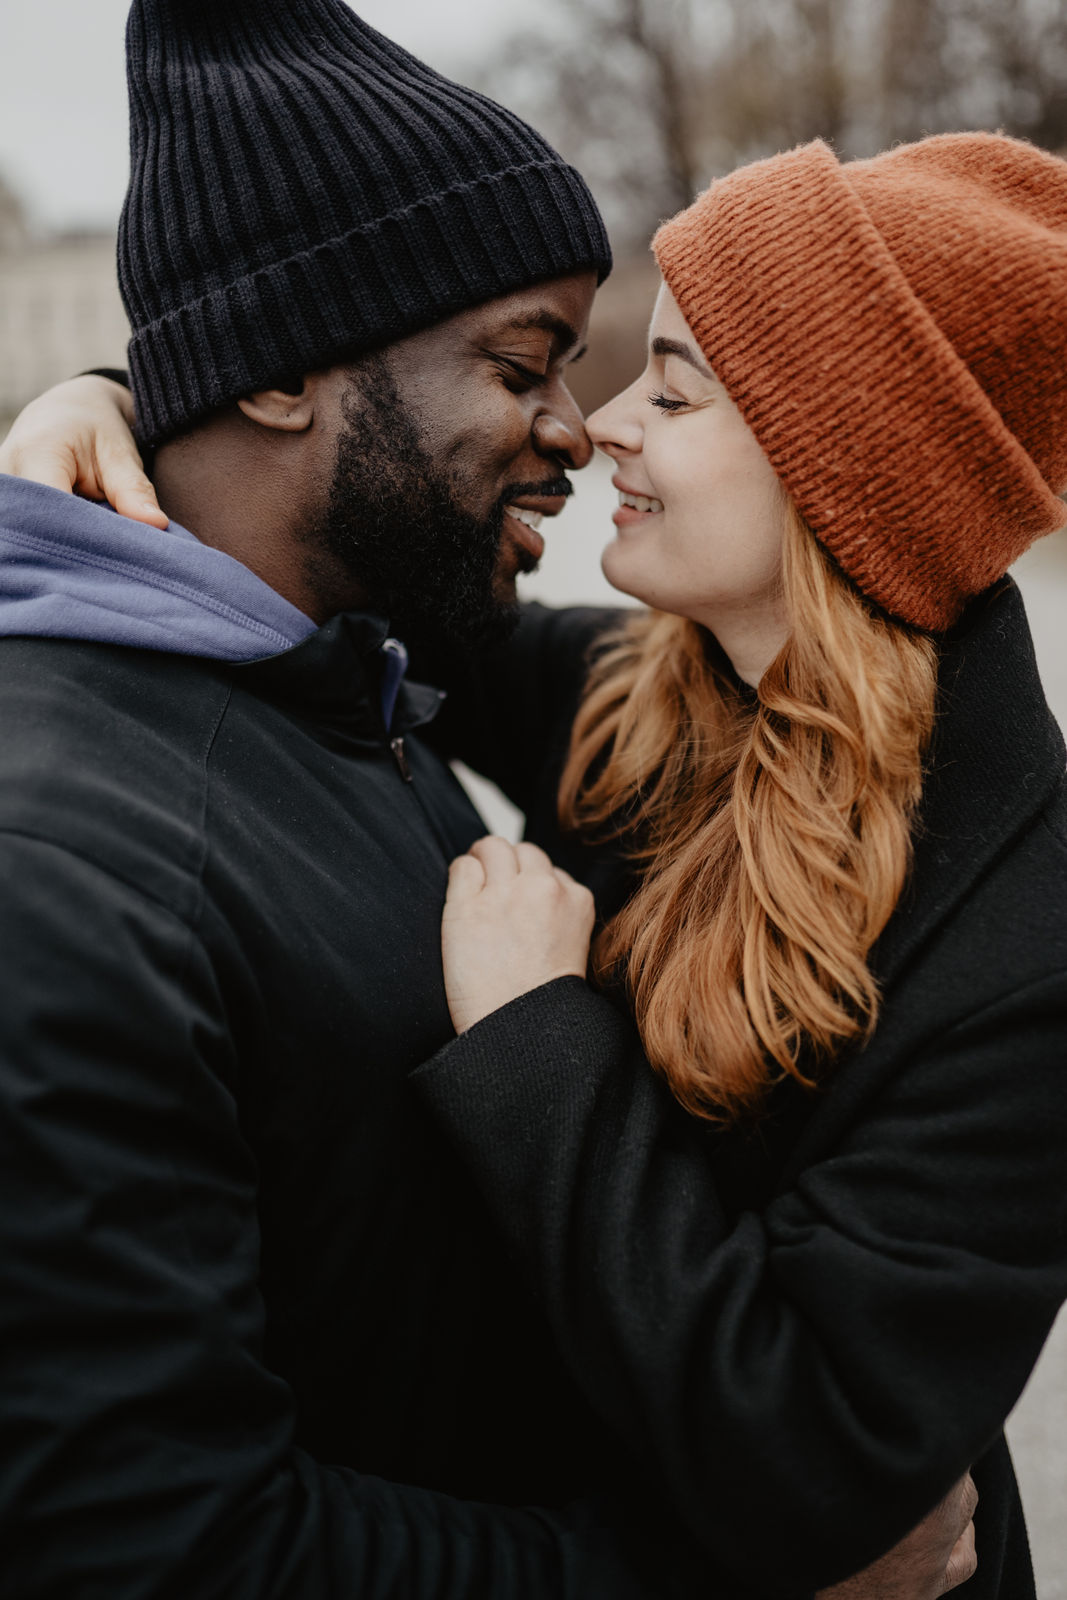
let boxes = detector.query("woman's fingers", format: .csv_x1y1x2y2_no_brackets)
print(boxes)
467,835,521,882
515,841,556,874
0,442,79,496
447,839,583,911
92,378,166,524
0,376,168,529
466,837,565,879
441,838,596,1035
97,444,169,529
89,385,168,527
459,837,584,891
446,852,487,902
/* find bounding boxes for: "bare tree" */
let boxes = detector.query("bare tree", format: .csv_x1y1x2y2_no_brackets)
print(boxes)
472,0,1067,408
476,0,1067,255
471,0,705,249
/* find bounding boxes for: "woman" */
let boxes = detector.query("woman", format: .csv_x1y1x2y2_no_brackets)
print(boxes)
413,132,1067,1600
3,133,1064,1597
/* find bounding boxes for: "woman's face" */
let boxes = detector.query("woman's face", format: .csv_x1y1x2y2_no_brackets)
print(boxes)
587,283,789,685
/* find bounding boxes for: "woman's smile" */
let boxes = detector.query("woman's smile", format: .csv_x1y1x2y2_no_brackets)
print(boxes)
589,283,788,684
613,484,665,526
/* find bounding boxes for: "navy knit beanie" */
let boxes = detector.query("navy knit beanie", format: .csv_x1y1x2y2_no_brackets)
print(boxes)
119,0,612,446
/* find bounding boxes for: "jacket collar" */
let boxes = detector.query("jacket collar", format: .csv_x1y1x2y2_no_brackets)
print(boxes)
872,577,1065,993
774,578,1064,1188
231,609,443,738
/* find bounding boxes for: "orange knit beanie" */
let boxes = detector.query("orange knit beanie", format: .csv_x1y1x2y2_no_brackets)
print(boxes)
653,133,1067,630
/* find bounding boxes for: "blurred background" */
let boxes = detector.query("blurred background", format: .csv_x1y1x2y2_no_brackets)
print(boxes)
5,0,1067,431
1,2,1066,1592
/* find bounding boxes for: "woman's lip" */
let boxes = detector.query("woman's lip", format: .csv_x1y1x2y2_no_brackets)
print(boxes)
612,503,659,531
611,477,655,501
610,479,664,528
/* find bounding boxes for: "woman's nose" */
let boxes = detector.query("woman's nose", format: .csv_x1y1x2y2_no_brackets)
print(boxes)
587,381,645,459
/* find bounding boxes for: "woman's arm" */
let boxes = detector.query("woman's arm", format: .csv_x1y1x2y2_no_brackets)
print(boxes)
0,378,618,808
421,841,1066,1594
0,374,167,526
416,973,1060,1592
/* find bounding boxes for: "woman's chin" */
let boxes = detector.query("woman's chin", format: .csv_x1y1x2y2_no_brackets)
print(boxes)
600,541,651,606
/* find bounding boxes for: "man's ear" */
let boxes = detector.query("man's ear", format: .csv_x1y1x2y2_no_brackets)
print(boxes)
238,376,317,432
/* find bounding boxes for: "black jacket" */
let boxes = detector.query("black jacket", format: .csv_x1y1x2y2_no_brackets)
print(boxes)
414,580,1067,1597
0,611,705,1599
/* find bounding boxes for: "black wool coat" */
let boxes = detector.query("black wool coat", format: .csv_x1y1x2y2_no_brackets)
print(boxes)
0,613,710,1599
415,579,1067,1598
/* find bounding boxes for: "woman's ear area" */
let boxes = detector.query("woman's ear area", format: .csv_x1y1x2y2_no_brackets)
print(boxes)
237,375,318,433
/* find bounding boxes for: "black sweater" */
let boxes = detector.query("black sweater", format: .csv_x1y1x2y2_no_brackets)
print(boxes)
414,579,1067,1597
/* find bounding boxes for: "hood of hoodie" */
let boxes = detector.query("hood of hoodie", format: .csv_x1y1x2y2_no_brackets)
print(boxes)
0,475,317,660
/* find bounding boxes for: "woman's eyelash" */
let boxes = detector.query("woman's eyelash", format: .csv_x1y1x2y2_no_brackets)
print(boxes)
648,390,688,413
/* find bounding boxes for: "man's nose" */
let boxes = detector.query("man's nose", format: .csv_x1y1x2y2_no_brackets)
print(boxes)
533,390,593,470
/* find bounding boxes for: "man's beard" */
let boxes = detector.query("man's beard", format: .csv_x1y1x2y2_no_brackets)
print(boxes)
306,355,532,650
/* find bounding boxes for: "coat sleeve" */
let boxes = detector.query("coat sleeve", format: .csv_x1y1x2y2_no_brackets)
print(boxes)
416,602,623,814
411,973,1067,1594
0,835,691,1600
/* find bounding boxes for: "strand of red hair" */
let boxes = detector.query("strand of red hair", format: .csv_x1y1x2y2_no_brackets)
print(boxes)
559,502,938,1124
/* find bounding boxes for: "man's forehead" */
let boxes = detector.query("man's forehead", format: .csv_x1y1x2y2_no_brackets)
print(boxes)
464,276,595,349
494,308,581,346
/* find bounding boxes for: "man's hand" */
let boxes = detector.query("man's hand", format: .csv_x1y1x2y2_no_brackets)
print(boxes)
442,837,595,1035
817,1473,978,1599
0,375,167,527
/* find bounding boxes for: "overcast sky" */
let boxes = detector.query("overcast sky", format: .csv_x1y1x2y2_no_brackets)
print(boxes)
0,0,529,231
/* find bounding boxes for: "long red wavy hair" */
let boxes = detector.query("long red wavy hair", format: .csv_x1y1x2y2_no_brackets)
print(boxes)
559,502,938,1124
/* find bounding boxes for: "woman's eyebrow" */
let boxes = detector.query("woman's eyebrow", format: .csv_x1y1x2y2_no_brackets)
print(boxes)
651,335,714,378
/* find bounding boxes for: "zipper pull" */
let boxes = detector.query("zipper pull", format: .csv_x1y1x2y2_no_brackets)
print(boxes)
390,736,413,783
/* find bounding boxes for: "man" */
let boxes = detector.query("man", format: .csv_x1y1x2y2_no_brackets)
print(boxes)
0,1,978,1595
0,2,677,1594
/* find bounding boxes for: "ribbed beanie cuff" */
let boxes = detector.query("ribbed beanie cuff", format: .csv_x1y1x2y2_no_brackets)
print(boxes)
120,0,611,447
127,158,608,447
654,135,1067,630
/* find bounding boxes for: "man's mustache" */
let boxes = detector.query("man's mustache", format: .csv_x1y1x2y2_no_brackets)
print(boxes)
500,477,575,504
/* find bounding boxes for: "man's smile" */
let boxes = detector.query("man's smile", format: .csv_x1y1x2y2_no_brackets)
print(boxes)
500,478,574,564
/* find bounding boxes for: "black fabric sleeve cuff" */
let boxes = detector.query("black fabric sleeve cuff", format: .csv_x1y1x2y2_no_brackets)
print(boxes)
80,368,130,387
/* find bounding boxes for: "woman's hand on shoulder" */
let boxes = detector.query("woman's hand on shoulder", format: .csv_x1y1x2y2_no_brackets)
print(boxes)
442,837,595,1035
0,375,167,528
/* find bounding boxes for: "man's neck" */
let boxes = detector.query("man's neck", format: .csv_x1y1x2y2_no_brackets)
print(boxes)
153,420,361,623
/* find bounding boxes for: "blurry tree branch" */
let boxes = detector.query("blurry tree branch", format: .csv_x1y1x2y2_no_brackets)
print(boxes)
470,0,1067,409
476,0,1067,256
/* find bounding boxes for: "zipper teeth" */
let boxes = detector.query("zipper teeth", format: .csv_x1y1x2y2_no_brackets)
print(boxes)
390,736,414,783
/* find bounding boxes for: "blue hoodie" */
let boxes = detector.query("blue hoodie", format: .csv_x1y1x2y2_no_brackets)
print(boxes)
0,475,318,660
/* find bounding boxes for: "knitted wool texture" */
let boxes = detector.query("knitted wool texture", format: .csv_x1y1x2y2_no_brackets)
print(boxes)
653,134,1067,630
120,0,612,447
